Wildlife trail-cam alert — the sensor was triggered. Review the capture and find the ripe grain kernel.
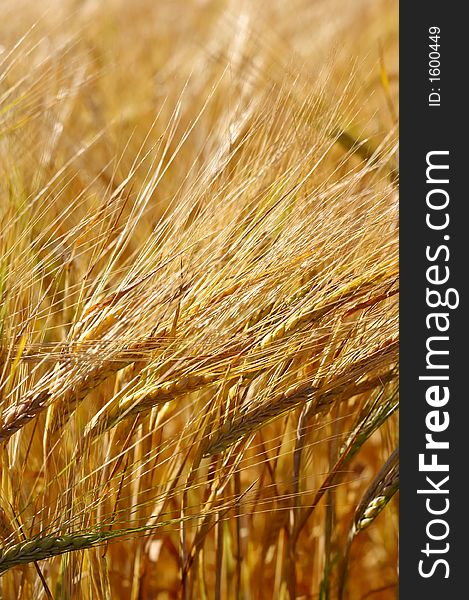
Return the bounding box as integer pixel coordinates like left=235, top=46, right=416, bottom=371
left=161, top=382, right=174, bottom=395
left=175, top=377, right=188, bottom=392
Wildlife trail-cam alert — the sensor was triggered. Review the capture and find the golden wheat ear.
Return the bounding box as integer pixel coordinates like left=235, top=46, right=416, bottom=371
left=338, top=447, right=399, bottom=599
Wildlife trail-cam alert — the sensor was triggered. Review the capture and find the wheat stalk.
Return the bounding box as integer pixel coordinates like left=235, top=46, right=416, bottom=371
left=338, top=447, right=399, bottom=599
left=205, top=340, right=397, bottom=455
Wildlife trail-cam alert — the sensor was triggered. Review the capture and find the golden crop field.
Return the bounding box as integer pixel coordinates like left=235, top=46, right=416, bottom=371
left=0, top=1, right=398, bottom=598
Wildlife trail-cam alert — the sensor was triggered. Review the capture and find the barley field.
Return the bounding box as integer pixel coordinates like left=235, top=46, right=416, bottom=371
left=0, top=0, right=398, bottom=598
